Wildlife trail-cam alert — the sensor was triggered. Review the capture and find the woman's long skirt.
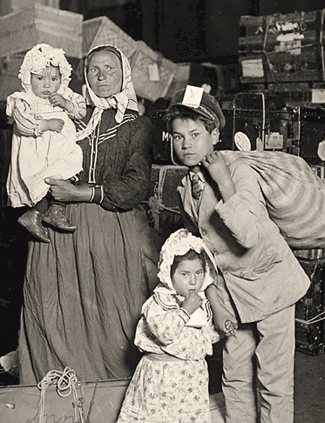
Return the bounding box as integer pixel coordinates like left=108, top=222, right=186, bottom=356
left=19, top=202, right=149, bottom=385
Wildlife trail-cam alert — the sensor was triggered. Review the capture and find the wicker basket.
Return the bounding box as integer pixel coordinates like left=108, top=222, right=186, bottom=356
left=0, top=3, right=83, bottom=59
left=82, top=16, right=137, bottom=60
left=131, top=41, right=177, bottom=102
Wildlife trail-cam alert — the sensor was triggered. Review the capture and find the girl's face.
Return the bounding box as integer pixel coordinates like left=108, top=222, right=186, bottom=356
left=30, top=65, right=61, bottom=99
left=172, top=118, right=219, bottom=171
left=87, top=50, right=123, bottom=98
left=171, top=258, right=205, bottom=297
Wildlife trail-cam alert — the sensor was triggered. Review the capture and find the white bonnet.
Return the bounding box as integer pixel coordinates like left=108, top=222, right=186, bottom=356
left=156, top=228, right=214, bottom=294
left=18, top=43, right=72, bottom=93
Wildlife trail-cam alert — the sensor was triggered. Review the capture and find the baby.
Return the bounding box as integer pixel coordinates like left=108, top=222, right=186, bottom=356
left=6, top=43, right=86, bottom=242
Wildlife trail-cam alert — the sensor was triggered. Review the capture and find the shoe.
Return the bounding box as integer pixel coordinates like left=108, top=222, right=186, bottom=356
left=42, top=204, right=77, bottom=232
left=18, top=209, right=50, bottom=243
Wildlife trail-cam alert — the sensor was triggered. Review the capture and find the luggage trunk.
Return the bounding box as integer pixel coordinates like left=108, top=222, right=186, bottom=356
left=295, top=258, right=325, bottom=355
left=232, top=92, right=294, bottom=152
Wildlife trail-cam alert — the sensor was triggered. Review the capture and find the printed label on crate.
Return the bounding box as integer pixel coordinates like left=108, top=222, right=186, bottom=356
left=234, top=132, right=251, bottom=151
left=275, top=33, right=304, bottom=55
left=265, top=132, right=283, bottom=149
left=148, top=63, right=160, bottom=81
left=241, top=58, right=264, bottom=78
left=312, top=89, right=325, bottom=103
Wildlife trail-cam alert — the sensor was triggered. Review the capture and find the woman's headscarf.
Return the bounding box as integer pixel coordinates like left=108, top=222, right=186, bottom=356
left=76, top=44, right=138, bottom=140
left=155, top=228, right=214, bottom=298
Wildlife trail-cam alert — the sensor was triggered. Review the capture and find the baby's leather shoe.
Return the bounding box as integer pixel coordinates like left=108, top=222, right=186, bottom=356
left=18, top=209, right=50, bottom=243
left=43, top=204, right=77, bottom=232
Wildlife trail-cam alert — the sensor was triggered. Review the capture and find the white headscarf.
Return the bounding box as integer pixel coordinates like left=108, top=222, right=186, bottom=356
left=76, top=44, right=138, bottom=140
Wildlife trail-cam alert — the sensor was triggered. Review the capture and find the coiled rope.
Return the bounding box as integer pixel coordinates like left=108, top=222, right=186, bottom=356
left=37, top=367, right=84, bottom=423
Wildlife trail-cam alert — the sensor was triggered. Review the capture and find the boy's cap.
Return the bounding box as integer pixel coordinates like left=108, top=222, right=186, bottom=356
left=169, top=85, right=226, bottom=129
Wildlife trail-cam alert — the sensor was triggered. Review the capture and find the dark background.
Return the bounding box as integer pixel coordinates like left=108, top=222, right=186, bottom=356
left=60, top=0, right=325, bottom=62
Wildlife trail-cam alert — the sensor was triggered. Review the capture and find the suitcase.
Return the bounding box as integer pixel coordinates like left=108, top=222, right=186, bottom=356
left=295, top=258, right=325, bottom=355
left=144, top=164, right=188, bottom=239
left=232, top=92, right=294, bottom=152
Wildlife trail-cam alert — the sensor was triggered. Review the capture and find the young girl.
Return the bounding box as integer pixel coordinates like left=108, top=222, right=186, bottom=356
left=6, top=43, right=86, bottom=243
left=116, top=228, right=236, bottom=423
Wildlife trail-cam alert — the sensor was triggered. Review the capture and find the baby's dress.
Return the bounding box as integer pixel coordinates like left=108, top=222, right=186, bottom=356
left=6, top=90, right=83, bottom=207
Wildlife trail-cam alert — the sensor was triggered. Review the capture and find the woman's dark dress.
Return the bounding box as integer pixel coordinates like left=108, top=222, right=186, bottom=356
left=19, top=107, right=154, bottom=384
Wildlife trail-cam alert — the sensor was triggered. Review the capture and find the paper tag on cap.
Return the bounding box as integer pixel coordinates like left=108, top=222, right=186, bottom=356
left=182, top=85, right=204, bottom=108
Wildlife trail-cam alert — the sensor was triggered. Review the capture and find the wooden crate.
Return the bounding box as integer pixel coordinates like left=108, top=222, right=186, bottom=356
left=0, top=378, right=226, bottom=423
left=0, top=3, right=83, bottom=59
left=239, top=10, right=325, bottom=84
left=82, top=16, right=137, bottom=60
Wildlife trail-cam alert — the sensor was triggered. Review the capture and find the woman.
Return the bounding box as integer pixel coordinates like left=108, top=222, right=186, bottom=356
left=18, top=45, right=159, bottom=384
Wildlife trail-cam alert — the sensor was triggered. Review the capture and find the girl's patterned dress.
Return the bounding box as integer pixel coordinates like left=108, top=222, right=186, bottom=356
left=116, top=286, right=220, bottom=423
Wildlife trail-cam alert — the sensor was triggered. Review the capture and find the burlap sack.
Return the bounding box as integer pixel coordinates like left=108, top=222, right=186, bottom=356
left=221, top=150, right=325, bottom=249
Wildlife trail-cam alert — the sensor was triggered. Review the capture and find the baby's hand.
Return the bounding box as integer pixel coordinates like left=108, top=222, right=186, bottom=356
left=182, top=292, right=202, bottom=315
left=48, top=118, right=65, bottom=133
left=49, top=93, right=67, bottom=109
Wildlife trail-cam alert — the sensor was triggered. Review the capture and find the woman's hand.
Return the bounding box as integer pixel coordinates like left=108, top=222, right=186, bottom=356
left=45, top=178, right=92, bottom=203
left=201, top=151, right=236, bottom=202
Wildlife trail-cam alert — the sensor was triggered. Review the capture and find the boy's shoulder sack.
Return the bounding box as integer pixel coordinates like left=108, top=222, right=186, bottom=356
left=221, top=150, right=325, bottom=249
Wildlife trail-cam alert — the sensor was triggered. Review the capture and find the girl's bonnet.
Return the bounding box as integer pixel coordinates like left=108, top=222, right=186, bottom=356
left=156, top=228, right=215, bottom=296
left=18, top=43, right=72, bottom=94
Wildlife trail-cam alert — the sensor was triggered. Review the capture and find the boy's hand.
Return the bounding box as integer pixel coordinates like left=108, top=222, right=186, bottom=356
left=182, top=292, right=202, bottom=315
left=49, top=93, right=67, bottom=109
left=48, top=118, right=65, bottom=133
left=201, top=150, right=230, bottom=185
left=202, top=151, right=236, bottom=202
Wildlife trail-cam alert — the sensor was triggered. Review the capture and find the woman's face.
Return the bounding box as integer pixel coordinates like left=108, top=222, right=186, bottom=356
left=87, top=50, right=123, bottom=98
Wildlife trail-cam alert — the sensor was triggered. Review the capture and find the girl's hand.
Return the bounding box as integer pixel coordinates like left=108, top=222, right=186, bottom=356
left=45, top=178, right=92, bottom=203
left=201, top=151, right=236, bottom=202
left=182, top=292, right=202, bottom=315
left=49, top=93, right=67, bottom=109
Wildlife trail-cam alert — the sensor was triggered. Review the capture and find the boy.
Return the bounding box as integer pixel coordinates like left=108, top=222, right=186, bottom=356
left=164, top=85, right=310, bottom=423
